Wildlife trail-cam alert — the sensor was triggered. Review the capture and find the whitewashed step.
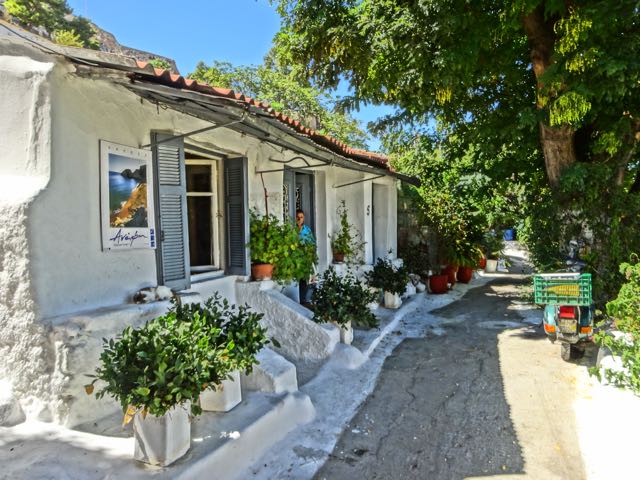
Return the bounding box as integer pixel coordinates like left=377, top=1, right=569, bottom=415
left=175, top=392, right=314, bottom=479
left=0, top=391, right=315, bottom=479
left=241, top=348, right=298, bottom=394
left=236, top=282, right=339, bottom=363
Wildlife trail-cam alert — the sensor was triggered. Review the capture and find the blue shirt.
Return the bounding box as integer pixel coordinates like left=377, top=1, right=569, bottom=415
left=299, top=224, right=315, bottom=244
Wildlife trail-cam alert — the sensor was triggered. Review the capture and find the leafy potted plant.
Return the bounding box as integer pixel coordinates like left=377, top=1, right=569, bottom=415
left=249, top=211, right=281, bottom=280
left=249, top=210, right=317, bottom=283
left=86, top=307, right=231, bottom=466
left=365, top=257, right=410, bottom=309
left=446, top=242, right=483, bottom=284
left=311, top=267, right=378, bottom=343
left=86, top=296, right=270, bottom=466
left=482, top=231, right=504, bottom=273
left=330, top=200, right=364, bottom=264
left=273, top=219, right=317, bottom=284
left=173, top=294, right=270, bottom=412
left=427, top=235, right=449, bottom=294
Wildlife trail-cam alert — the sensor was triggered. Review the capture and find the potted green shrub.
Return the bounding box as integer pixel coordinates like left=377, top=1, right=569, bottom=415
left=426, top=236, right=449, bottom=294
left=249, top=211, right=317, bottom=283
left=311, top=267, right=378, bottom=343
left=173, top=294, right=270, bottom=412
left=330, top=201, right=364, bottom=264
left=86, top=297, right=270, bottom=466
left=249, top=211, right=281, bottom=280
left=482, top=231, right=504, bottom=273
left=446, top=242, right=483, bottom=284
left=365, top=258, right=410, bottom=309
left=85, top=307, right=231, bottom=466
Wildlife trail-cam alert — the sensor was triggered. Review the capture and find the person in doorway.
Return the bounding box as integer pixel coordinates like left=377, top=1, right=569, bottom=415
left=296, top=209, right=316, bottom=304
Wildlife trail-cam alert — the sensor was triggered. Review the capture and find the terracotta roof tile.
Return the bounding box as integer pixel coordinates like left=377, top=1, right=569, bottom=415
left=132, top=60, right=389, bottom=169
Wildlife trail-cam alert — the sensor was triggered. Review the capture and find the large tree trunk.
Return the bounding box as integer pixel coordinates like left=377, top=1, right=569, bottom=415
left=539, top=123, right=577, bottom=187
left=523, top=5, right=577, bottom=189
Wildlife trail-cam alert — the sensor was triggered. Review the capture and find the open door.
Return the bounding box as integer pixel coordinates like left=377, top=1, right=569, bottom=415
left=283, top=169, right=315, bottom=232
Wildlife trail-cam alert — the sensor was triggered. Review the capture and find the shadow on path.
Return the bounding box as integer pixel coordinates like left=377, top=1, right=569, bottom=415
left=316, top=277, right=531, bottom=480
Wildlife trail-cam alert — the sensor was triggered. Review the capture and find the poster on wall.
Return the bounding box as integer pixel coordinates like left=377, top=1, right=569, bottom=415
left=100, top=140, right=156, bottom=250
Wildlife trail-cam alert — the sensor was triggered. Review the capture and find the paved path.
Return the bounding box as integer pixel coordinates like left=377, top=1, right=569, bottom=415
left=315, top=277, right=588, bottom=480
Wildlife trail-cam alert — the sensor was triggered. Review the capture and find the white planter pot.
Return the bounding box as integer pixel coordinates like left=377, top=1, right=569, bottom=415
left=200, top=370, right=242, bottom=412
left=485, top=259, right=498, bottom=273
left=133, top=402, right=191, bottom=467
left=332, top=320, right=353, bottom=345
left=384, top=291, right=402, bottom=309
left=402, top=282, right=417, bottom=299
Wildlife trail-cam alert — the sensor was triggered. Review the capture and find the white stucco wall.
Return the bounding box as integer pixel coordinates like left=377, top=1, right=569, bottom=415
left=0, top=51, right=56, bottom=421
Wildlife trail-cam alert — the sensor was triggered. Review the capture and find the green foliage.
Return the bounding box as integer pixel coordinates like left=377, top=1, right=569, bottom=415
left=248, top=211, right=317, bottom=283
left=590, top=257, right=640, bottom=394
left=89, top=296, right=269, bottom=417
left=189, top=60, right=369, bottom=148
left=390, top=143, right=491, bottom=270
left=330, top=200, right=364, bottom=263
left=248, top=211, right=281, bottom=266
left=311, top=267, right=378, bottom=329
left=481, top=232, right=505, bottom=261
left=148, top=58, right=172, bottom=71
left=605, top=257, right=640, bottom=338
left=52, top=29, right=83, bottom=48
left=174, top=294, right=270, bottom=376
left=6, top=0, right=99, bottom=49
left=365, top=257, right=409, bottom=296
left=5, top=0, right=71, bottom=32
left=517, top=163, right=640, bottom=305
left=399, top=240, right=430, bottom=279
left=272, top=0, right=640, bottom=306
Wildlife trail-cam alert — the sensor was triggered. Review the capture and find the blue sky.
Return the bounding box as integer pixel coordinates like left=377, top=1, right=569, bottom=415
left=67, top=0, right=393, bottom=150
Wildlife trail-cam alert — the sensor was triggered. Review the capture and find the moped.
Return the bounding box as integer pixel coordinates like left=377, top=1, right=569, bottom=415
left=534, top=245, right=594, bottom=361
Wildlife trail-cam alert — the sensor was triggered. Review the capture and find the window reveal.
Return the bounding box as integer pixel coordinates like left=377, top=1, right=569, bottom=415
left=186, top=162, right=216, bottom=272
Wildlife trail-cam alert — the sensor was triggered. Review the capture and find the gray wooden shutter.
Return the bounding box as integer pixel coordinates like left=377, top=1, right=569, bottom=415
left=224, top=157, right=249, bottom=275
left=152, top=132, right=191, bottom=290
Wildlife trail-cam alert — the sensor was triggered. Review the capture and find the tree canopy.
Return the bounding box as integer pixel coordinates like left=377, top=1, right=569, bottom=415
left=189, top=60, right=369, bottom=148
left=4, top=0, right=99, bottom=48
left=273, top=0, right=640, bottom=303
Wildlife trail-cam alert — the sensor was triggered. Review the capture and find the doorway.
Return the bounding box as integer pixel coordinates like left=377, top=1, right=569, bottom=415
left=373, top=183, right=389, bottom=260
left=283, top=169, right=315, bottom=232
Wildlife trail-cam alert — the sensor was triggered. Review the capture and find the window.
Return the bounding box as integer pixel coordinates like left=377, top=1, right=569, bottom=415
left=186, top=160, right=219, bottom=274
left=152, top=132, right=249, bottom=289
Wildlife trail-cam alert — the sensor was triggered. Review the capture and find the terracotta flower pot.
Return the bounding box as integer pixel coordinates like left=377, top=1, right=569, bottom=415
left=333, top=252, right=345, bottom=263
left=429, top=274, right=449, bottom=294
left=456, top=266, right=474, bottom=284
left=478, top=256, right=487, bottom=269
left=251, top=263, right=274, bottom=280
left=443, top=265, right=458, bottom=285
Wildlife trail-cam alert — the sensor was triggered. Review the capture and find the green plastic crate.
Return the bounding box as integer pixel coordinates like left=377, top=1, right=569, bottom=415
left=533, top=273, right=592, bottom=306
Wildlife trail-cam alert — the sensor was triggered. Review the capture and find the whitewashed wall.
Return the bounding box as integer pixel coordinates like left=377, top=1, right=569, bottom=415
left=0, top=47, right=57, bottom=422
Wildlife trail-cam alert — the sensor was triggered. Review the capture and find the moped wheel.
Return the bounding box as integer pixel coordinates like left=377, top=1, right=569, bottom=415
left=570, top=344, right=585, bottom=359
left=561, top=343, right=584, bottom=361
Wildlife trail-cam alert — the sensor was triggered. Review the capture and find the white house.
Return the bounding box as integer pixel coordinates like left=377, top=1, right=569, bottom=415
left=0, top=21, right=417, bottom=427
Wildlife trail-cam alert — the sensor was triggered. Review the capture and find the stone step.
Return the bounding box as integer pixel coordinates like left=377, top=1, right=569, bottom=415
left=0, top=391, right=315, bottom=479
left=241, top=347, right=298, bottom=394
left=175, top=392, right=314, bottom=480
left=236, top=282, right=339, bottom=364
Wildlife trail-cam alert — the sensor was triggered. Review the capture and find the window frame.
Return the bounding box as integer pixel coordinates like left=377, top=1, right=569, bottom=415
left=185, top=158, right=221, bottom=274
